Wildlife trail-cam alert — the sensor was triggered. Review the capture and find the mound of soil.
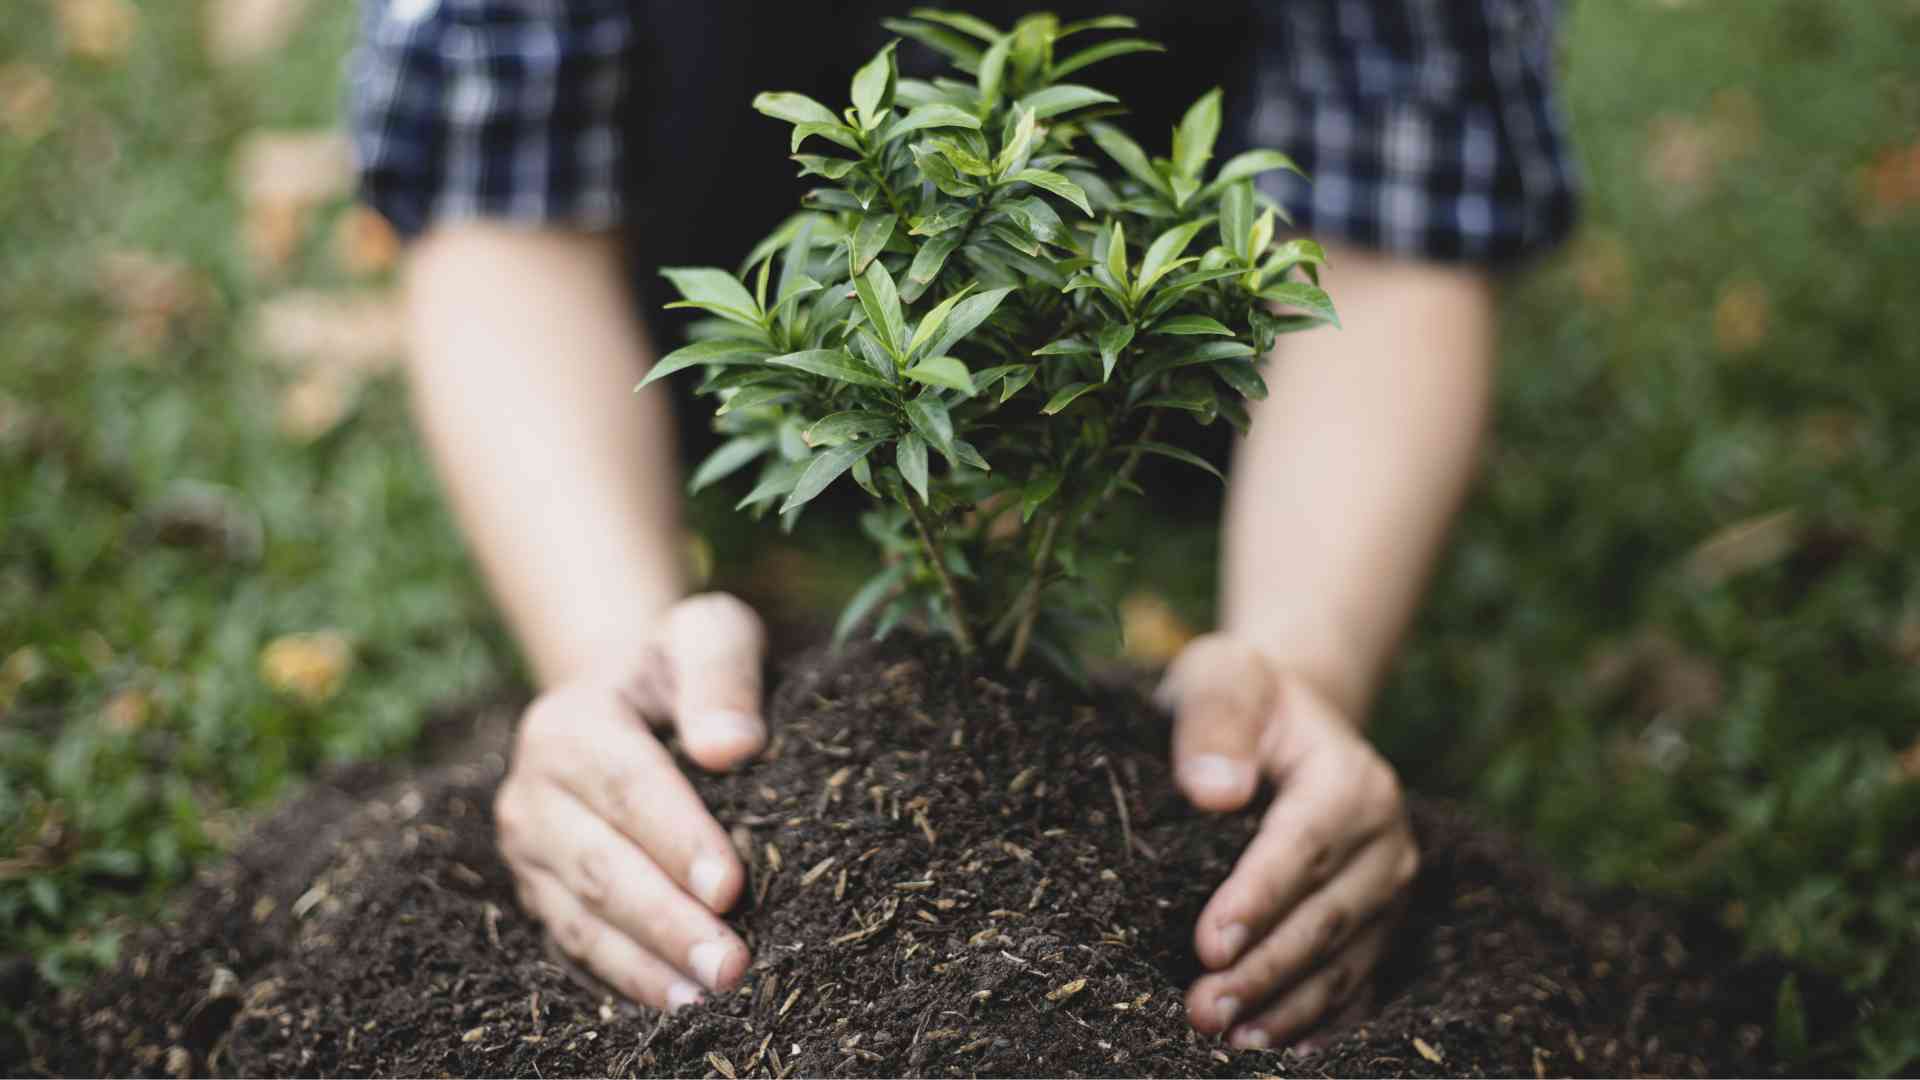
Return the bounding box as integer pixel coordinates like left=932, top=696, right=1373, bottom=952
left=18, top=642, right=1844, bottom=1077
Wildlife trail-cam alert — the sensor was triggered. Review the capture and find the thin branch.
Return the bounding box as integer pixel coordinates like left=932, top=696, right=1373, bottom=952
left=902, top=489, right=977, bottom=656
left=1004, top=513, right=1061, bottom=671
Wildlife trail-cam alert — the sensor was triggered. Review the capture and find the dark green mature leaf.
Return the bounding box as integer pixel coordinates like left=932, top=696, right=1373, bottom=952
left=1050, top=37, right=1163, bottom=79
left=950, top=438, right=991, bottom=471
left=997, top=196, right=1064, bottom=245
left=1212, top=359, right=1269, bottom=400
left=920, top=286, right=1014, bottom=359
left=1200, top=148, right=1305, bottom=198
left=1171, top=88, right=1222, bottom=184
left=805, top=410, right=897, bottom=446
left=1135, top=218, right=1211, bottom=298
left=1005, top=169, right=1092, bottom=216
left=855, top=260, right=909, bottom=356
left=790, top=122, right=863, bottom=154
left=1153, top=314, right=1233, bottom=336
left=768, top=347, right=893, bottom=389
left=851, top=326, right=897, bottom=382
left=851, top=41, right=899, bottom=130
left=1034, top=336, right=1094, bottom=356
left=896, top=434, right=931, bottom=502
left=1021, top=471, right=1062, bottom=522
left=1088, top=122, right=1171, bottom=197
left=907, top=232, right=965, bottom=295
left=1016, top=84, right=1119, bottom=119
left=852, top=212, right=897, bottom=275
left=753, top=91, right=839, bottom=126
left=636, top=338, right=769, bottom=389
left=1000, top=365, right=1036, bottom=401
left=1097, top=322, right=1135, bottom=381
left=890, top=103, right=982, bottom=138
left=689, top=435, right=772, bottom=493
left=736, top=459, right=805, bottom=510
left=1124, top=440, right=1223, bottom=480
left=910, top=203, right=974, bottom=239
left=1042, top=381, right=1099, bottom=414
left=904, top=355, right=975, bottom=395
left=968, top=363, right=1028, bottom=394
left=782, top=441, right=878, bottom=513
left=1258, top=281, right=1340, bottom=325
left=907, top=283, right=978, bottom=358
left=1142, top=384, right=1218, bottom=421
left=835, top=563, right=909, bottom=644
left=905, top=396, right=957, bottom=459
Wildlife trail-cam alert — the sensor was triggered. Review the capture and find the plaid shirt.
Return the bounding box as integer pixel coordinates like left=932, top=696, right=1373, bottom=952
left=351, top=0, right=1577, bottom=265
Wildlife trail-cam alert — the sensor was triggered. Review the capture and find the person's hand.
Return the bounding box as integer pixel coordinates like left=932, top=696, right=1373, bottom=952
left=1158, top=634, right=1419, bottom=1051
left=494, top=593, right=767, bottom=1013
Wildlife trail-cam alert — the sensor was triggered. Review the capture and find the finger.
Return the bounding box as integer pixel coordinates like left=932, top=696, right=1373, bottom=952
left=517, top=784, right=748, bottom=993
left=1227, top=922, right=1391, bottom=1051
left=659, top=593, right=768, bottom=770
left=1157, top=634, right=1274, bottom=810
left=1187, top=834, right=1411, bottom=1032
left=521, top=695, right=747, bottom=915
left=520, top=865, right=705, bottom=1012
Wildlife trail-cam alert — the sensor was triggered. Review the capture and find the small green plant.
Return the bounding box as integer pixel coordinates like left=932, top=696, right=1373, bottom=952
left=646, top=9, right=1337, bottom=675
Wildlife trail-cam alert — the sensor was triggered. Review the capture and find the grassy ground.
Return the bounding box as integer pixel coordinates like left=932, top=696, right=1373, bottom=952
left=3, top=0, right=1918, bottom=1073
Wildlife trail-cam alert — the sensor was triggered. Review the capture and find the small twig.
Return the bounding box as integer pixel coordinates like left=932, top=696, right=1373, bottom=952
left=902, top=488, right=977, bottom=656
left=1100, top=757, right=1135, bottom=863
left=1101, top=411, right=1162, bottom=509
left=1004, top=513, right=1061, bottom=670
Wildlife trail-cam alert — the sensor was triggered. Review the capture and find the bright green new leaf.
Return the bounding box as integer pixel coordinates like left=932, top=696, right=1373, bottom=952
left=907, top=282, right=979, bottom=358
left=754, top=91, right=839, bottom=127
left=1258, top=281, right=1340, bottom=326
left=1015, top=84, right=1119, bottom=119
left=1050, top=37, right=1162, bottom=79
left=889, top=102, right=982, bottom=138
left=735, top=460, right=804, bottom=510
left=1058, top=14, right=1136, bottom=35
left=1104, top=218, right=1130, bottom=291
left=637, top=338, right=768, bottom=389
left=976, top=35, right=1012, bottom=111
left=661, top=267, right=760, bottom=318
left=1153, top=314, right=1234, bottom=336
left=904, top=355, right=975, bottom=395
left=1220, top=181, right=1254, bottom=263
left=850, top=41, right=899, bottom=130
left=928, top=137, right=994, bottom=176
left=789, top=121, right=862, bottom=154
left=1087, top=122, right=1171, bottom=198
left=767, top=347, right=893, bottom=389
left=910, top=8, right=1002, bottom=41
left=1042, top=381, right=1099, bottom=414
left=994, top=107, right=1038, bottom=178
left=1200, top=148, right=1305, bottom=199
left=1135, top=218, right=1211, bottom=299
left=782, top=440, right=878, bottom=513
left=1171, top=88, right=1222, bottom=182
left=1005, top=169, right=1092, bottom=216
left=920, top=286, right=1014, bottom=359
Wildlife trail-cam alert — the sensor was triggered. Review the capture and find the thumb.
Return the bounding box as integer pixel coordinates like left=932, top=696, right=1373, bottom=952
left=656, top=592, right=768, bottom=771
left=1157, top=633, right=1275, bottom=811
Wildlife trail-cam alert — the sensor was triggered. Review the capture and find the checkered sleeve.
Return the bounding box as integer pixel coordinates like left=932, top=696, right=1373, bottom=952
left=348, top=0, right=631, bottom=238
left=1244, top=0, right=1580, bottom=265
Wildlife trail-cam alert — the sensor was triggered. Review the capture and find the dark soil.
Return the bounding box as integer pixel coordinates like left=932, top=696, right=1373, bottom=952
left=15, top=640, right=1850, bottom=1077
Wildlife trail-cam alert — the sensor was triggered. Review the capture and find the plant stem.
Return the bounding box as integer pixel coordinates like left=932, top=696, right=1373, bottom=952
left=1005, top=513, right=1061, bottom=671
left=1100, top=410, right=1161, bottom=508
left=902, top=489, right=977, bottom=657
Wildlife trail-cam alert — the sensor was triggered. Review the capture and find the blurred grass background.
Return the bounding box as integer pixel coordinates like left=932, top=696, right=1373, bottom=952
left=2, top=0, right=1918, bottom=1073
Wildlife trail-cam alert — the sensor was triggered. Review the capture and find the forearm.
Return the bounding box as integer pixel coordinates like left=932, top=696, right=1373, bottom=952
left=403, top=224, right=685, bottom=687
left=1221, top=244, right=1495, bottom=721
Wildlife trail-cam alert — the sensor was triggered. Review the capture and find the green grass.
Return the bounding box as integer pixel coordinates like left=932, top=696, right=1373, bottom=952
left=3, top=0, right=1918, bottom=1073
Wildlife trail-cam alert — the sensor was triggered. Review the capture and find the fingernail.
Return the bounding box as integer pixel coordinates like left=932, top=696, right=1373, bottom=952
left=1215, top=995, right=1240, bottom=1025
left=700, top=710, right=765, bottom=749
left=1180, top=755, right=1256, bottom=802
left=1232, top=1027, right=1271, bottom=1050
left=666, top=980, right=703, bottom=1012
left=690, top=854, right=730, bottom=909
left=1217, top=921, right=1248, bottom=962
left=690, top=939, right=733, bottom=989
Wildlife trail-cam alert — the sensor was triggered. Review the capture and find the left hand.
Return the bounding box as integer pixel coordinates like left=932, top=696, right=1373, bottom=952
left=1157, top=634, right=1419, bottom=1051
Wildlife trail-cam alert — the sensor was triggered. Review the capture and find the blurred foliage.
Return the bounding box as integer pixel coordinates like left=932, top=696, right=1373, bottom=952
left=2, top=0, right=1918, bottom=1074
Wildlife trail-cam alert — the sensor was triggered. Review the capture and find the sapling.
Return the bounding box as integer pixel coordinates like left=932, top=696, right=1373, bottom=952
left=643, top=8, right=1338, bottom=677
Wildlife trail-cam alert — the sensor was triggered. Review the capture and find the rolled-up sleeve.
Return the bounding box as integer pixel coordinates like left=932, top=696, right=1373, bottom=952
left=1244, top=0, right=1580, bottom=265
left=348, top=0, right=631, bottom=238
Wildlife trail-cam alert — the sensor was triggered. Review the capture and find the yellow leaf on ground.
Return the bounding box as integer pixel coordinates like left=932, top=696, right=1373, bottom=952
left=260, top=631, right=353, bottom=704
left=58, top=0, right=137, bottom=62
left=0, top=64, right=56, bottom=141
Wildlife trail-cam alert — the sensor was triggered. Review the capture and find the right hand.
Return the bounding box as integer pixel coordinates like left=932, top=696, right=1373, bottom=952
left=494, top=593, right=768, bottom=1012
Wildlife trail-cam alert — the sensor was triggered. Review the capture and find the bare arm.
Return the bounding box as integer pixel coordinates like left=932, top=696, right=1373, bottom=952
left=1166, top=243, right=1496, bottom=1050
left=403, top=223, right=766, bottom=1013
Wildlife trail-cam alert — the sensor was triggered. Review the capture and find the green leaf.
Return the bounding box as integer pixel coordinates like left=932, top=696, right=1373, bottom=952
left=1050, top=37, right=1163, bottom=79
left=782, top=441, right=878, bottom=513
left=1104, top=218, right=1130, bottom=291
left=882, top=19, right=984, bottom=69
left=1126, top=440, right=1223, bottom=480
left=1088, top=122, right=1171, bottom=198
left=792, top=154, right=859, bottom=180
left=850, top=41, right=899, bottom=130
left=1041, top=381, right=1099, bottom=414
left=851, top=327, right=897, bottom=382
left=1212, top=359, right=1269, bottom=400
left=921, top=286, right=1014, bottom=360
left=1171, top=88, right=1222, bottom=183
left=1021, top=471, right=1061, bottom=522
left=1249, top=207, right=1276, bottom=261
left=1005, top=169, right=1092, bottom=216
left=996, top=196, right=1064, bottom=245
left=690, top=435, right=772, bottom=493
left=736, top=460, right=805, bottom=510
left=993, top=107, right=1038, bottom=178
left=928, top=136, right=993, bottom=176
left=805, top=410, right=897, bottom=446
left=907, top=283, right=978, bottom=358
left=905, top=396, right=956, bottom=459
left=910, top=8, right=1002, bottom=40
left=753, top=91, right=840, bottom=127
left=1153, top=314, right=1234, bottom=336
left=1201, top=149, right=1305, bottom=199
left=1135, top=218, right=1211, bottom=299
left=716, top=385, right=800, bottom=415
left=976, top=34, right=1012, bottom=111
left=855, top=260, right=908, bottom=357
left=636, top=339, right=769, bottom=389
left=835, top=563, right=909, bottom=645
left=767, top=347, right=893, bottom=389
left=660, top=267, right=760, bottom=318
left=1058, top=14, right=1136, bottom=35
left=1220, top=181, right=1254, bottom=263
left=909, top=203, right=974, bottom=239
left=912, top=146, right=982, bottom=197
left=1142, top=386, right=1218, bottom=419
left=1000, top=365, right=1036, bottom=401
left=1015, top=84, right=1119, bottom=119
left=1096, top=322, right=1135, bottom=381
left=904, top=355, right=975, bottom=395
left=789, top=122, right=863, bottom=154
left=851, top=212, right=898, bottom=275
left=1033, top=336, right=1094, bottom=356
left=1258, top=282, right=1340, bottom=326
left=896, top=433, right=930, bottom=502
left=950, top=438, right=991, bottom=471
left=889, top=102, right=982, bottom=138
left=908, top=230, right=965, bottom=288
left=1258, top=238, right=1328, bottom=286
